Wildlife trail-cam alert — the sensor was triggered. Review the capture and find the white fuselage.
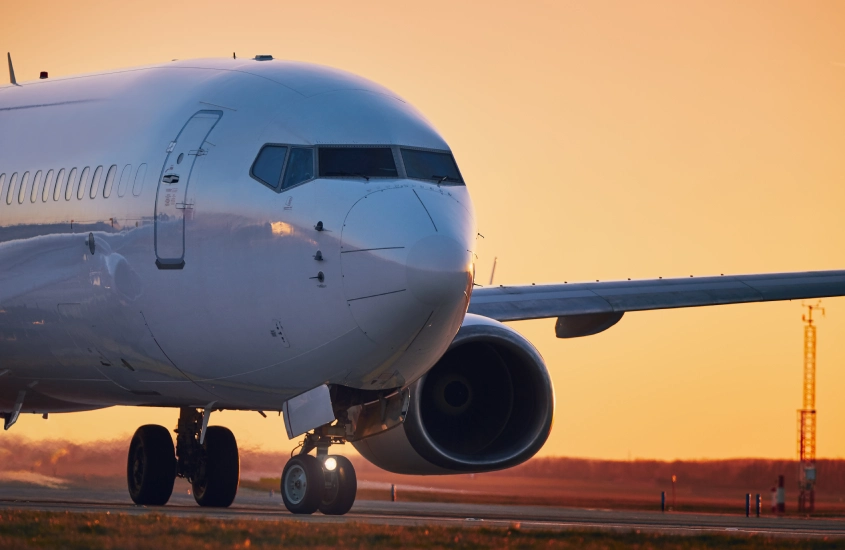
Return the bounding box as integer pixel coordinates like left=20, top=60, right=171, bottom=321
left=0, top=59, right=476, bottom=413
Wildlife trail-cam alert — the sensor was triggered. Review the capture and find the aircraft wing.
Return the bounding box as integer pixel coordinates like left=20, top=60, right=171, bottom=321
left=468, top=270, right=845, bottom=337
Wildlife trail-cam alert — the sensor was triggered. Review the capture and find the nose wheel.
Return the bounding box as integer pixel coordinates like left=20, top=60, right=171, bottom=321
left=281, top=455, right=324, bottom=514
left=281, top=454, right=357, bottom=515
left=318, top=455, right=357, bottom=515
left=281, top=426, right=358, bottom=515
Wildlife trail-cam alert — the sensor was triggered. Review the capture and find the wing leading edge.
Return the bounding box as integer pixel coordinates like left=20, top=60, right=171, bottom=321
left=468, top=270, right=845, bottom=336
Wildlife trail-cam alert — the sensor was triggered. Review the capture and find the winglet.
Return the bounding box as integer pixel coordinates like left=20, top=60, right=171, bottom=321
left=7, top=52, right=17, bottom=85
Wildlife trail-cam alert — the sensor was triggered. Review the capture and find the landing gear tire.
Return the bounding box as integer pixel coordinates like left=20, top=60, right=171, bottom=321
left=191, top=426, right=239, bottom=507
left=319, top=455, right=357, bottom=516
left=281, top=454, right=324, bottom=514
left=127, top=425, right=176, bottom=506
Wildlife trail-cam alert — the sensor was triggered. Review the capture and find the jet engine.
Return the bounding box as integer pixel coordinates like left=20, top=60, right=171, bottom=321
left=352, top=314, right=554, bottom=474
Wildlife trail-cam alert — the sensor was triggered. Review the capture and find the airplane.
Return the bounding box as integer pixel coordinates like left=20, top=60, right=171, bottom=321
left=1, top=53, right=844, bottom=515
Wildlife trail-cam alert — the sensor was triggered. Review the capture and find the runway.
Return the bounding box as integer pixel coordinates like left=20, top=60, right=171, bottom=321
left=1, top=482, right=844, bottom=539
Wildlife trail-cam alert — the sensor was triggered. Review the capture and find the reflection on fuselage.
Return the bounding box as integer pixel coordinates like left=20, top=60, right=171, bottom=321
left=0, top=58, right=477, bottom=414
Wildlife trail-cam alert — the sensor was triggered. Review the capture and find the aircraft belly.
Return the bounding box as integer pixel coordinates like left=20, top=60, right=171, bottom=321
left=0, top=380, right=108, bottom=413
left=195, top=326, right=384, bottom=409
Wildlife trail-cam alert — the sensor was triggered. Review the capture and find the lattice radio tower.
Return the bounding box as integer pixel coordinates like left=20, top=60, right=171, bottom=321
left=797, top=302, right=823, bottom=513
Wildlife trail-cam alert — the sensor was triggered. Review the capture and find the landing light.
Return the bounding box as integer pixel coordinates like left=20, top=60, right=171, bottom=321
left=324, top=457, right=337, bottom=471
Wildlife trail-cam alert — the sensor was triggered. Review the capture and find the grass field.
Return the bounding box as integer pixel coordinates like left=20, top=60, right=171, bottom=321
left=0, top=510, right=843, bottom=550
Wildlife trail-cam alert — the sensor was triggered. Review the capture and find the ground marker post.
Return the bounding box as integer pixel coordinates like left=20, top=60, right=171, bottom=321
left=756, top=494, right=761, bottom=517
left=745, top=494, right=751, bottom=517
left=776, top=475, right=786, bottom=514
left=671, top=475, right=677, bottom=510
left=661, top=491, right=665, bottom=512
left=391, top=484, right=397, bottom=502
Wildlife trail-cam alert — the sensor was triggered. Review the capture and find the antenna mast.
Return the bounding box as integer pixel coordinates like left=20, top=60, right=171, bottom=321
left=797, top=302, right=823, bottom=513
left=7, top=53, right=17, bottom=85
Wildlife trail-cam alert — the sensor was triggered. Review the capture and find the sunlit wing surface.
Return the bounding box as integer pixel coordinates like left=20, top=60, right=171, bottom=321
left=468, top=270, right=845, bottom=323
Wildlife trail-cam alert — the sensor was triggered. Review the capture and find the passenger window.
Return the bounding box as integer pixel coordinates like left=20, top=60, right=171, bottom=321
left=282, top=148, right=315, bottom=189
left=251, top=145, right=288, bottom=189
left=117, top=164, right=132, bottom=197
left=132, top=164, right=147, bottom=196
left=90, top=166, right=103, bottom=199
left=65, top=168, right=78, bottom=201
left=400, top=148, right=464, bottom=184
left=18, top=172, right=30, bottom=204
left=30, top=170, right=42, bottom=203
left=42, top=170, right=54, bottom=202
left=77, top=167, right=90, bottom=200
left=318, top=147, right=398, bottom=179
left=0, top=174, right=5, bottom=204
left=6, top=173, right=17, bottom=205
left=102, top=165, right=117, bottom=198
left=54, top=169, right=66, bottom=201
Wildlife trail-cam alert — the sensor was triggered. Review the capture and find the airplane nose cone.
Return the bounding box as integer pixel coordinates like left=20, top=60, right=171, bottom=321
left=340, top=188, right=474, bottom=349
left=406, top=234, right=470, bottom=307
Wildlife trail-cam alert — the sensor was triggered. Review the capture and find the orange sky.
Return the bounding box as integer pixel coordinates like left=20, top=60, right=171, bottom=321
left=2, top=0, right=845, bottom=461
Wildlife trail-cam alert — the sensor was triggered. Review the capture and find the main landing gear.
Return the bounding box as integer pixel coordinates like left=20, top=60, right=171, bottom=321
left=126, top=407, right=239, bottom=507
left=281, top=424, right=357, bottom=515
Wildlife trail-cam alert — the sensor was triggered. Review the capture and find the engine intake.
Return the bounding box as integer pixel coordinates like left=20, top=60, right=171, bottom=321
left=352, top=314, right=554, bottom=474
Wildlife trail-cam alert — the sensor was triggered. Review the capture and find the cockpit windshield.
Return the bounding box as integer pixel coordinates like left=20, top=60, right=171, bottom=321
left=250, top=144, right=465, bottom=192
left=400, top=148, right=464, bottom=185
left=318, top=147, right=398, bottom=179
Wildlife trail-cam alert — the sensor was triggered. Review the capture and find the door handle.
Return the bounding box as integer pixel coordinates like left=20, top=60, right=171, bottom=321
left=162, top=174, right=180, bottom=184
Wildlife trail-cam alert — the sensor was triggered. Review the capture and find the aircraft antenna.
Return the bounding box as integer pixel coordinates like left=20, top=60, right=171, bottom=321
left=7, top=53, right=17, bottom=85
left=797, top=301, right=823, bottom=513
left=488, top=257, right=497, bottom=286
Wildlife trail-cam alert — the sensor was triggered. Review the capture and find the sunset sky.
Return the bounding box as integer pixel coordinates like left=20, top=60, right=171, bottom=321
left=2, top=0, right=845, bottom=461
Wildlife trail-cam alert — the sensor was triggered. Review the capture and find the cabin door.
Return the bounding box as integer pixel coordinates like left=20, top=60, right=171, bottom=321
left=154, top=110, right=222, bottom=269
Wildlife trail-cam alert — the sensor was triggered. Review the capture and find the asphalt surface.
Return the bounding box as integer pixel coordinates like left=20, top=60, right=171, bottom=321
left=1, top=482, right=844, bottom=539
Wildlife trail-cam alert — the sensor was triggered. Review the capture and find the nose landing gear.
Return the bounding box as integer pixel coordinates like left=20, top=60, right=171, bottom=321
left=281, top=424, right=357, bottom=515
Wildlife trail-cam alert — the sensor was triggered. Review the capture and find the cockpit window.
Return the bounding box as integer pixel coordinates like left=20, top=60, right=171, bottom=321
left=251, top=145, right=288, bottom=189
left=401, top=148, right=464, bottom=184
left=282, top=147, right=315, bottom=189
left=318, top=147, right=398, bottom=179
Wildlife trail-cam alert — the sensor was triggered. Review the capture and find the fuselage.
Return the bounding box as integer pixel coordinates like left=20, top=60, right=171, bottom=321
left=0, top=58, right=476, bottom=413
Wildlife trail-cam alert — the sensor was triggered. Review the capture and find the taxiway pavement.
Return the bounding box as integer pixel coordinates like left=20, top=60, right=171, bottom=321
left=1, top=482, right=843, bottom=539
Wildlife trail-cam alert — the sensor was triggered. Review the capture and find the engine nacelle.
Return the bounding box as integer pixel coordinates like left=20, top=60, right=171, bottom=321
left=352, top=314, right=554, bottom=474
